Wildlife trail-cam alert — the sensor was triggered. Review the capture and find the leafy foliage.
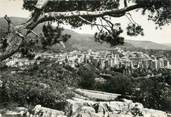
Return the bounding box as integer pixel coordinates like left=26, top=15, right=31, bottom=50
left=131, top=77, right=170, bottom=109
left=41, top=23, right=71, bottom=48
left=23, top=0, right=120, bottom=12
left=23, top=0, right=120, bottom=27
left=103, top=72, right=133, bottom=95
left=76, top=63, right=170, bottom=110
left=77, top=63, right=97, bottom=89
left=94, top=23, right=124, bottom=46
left=127, top=24, right=144, bottom=36
left=21, top=0, right=171, bottom=47
left=135, top=0, right=171, bottom=26
left=0, top=59, right=79, bottom=109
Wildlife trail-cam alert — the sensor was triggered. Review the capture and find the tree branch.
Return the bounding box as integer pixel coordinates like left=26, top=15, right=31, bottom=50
left=0, top=3, right=144, bottom=62
left=44, top=4, right=141, bottom=18
left=78, top=16, right=110, bottom=28
left=27, top=4, right=143, bottom=30
left=0, top=16, right=26, bottom=62
left=102, top=17, right=114, bottom=28
left=99, top=18, right=111, bottom=34
left=124, top=0, right=128, bottom=7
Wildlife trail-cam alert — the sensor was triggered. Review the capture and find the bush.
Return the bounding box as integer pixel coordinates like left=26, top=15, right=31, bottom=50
left=93, top=70, right=170, bottom=110
left=0, top=74, right=73, bottom=110
left=103, top=72, right=133, bottom=95
left=131, top=77, right=170, bottom=109
left=0, top=59, right=79, bottom=109
left=77, top=63, right=97, bottom=89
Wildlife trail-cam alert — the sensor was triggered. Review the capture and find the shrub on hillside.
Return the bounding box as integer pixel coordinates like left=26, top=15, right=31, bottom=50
left=103, top=72, right=133, bottom=95
left=77, top=63, right=98, bottom=89
left=0, top=73, right=74, bottom=110
left=93, top=70, right=170, bottom=110
left=131, top=77, right=170, bottom=110
left=0, top=59, right=79, bottom=109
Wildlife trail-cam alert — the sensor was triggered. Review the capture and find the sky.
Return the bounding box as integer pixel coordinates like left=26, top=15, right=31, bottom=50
left=0, top=0, right=171, bottom=44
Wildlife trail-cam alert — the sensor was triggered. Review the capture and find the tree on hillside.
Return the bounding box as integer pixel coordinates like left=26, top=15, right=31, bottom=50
left=41, top=22, right=71, bottom=48
left=0, top=0, right=171, bottom=62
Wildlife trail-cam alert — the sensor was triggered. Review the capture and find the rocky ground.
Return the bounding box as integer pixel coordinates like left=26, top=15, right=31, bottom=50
left=0, top=88, right=170, bottom=117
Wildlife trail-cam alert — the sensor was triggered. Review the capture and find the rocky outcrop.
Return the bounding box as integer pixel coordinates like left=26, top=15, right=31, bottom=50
left=1, top=100, right=168, bottom=117
left=30, top=105, right=66, bottom=117
left=1, top=107, right=28, bottom=117
left=0, top=89, right=169, bottom=117
left=65, top=98, right=168, bottom=117
left=0, top=105, right=65, bottom=117
left=142, top=108, right=168, bottom=117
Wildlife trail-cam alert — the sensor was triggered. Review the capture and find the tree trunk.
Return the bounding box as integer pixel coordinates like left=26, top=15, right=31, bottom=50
left=0, top=16, right=25, bottom=62
left=0, top=34, right=23, bottom=61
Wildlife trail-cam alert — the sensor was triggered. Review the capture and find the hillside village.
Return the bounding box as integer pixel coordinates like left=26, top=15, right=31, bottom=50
left=57, top=48, right=171, bottom=71
left=5, top=47, right=171, bottom=77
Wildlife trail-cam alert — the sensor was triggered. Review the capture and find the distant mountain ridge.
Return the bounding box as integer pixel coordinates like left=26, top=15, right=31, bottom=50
left=0, top=17, right=171, bottom=50
left=164, top=43, right=171, bottom=48
left=125, top=40, right=171, bottom=50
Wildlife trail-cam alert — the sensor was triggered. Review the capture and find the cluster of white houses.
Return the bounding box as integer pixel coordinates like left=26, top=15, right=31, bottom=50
left=38, top=48, right=171, bottom=71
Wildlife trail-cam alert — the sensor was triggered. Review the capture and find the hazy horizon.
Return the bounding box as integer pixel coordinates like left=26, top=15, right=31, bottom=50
left=0, top=0, right=171, bottom=44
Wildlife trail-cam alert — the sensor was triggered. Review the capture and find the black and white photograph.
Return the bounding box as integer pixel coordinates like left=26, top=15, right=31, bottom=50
left=0, top=0, right=171, bottom=117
